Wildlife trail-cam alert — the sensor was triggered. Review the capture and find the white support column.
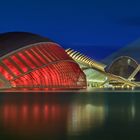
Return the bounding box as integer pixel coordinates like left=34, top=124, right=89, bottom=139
left=128, top=65, right=140, bottom=81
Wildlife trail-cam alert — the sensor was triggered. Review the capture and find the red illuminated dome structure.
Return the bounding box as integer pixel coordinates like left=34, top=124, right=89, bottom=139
left=0, top=32, right=86, bottom=90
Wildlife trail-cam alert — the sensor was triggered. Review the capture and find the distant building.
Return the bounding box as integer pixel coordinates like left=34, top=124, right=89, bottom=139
left=66, top=49, right=140, bottom=88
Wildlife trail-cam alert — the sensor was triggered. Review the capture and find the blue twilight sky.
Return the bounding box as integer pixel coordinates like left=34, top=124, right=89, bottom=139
left=0, top=0, right=140, bottom=60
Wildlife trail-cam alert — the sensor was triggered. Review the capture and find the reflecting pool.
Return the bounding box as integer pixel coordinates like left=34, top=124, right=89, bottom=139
left=0, top=92, right=140, bottom=140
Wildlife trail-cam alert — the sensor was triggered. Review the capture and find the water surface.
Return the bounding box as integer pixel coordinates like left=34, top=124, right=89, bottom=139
left=0, top=92, right=140, bottom=140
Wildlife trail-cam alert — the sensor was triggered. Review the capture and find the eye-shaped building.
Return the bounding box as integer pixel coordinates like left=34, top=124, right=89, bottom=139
left=0, top=32, right=86, bottom=90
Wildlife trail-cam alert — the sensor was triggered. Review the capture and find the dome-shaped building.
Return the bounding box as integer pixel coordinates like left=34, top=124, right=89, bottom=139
left=0, top=32, right=86, bottom=90
left=105, top=56, right=139, bottom=79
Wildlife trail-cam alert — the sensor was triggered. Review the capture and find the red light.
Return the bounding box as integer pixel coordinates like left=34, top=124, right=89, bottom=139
left=0, top=43, right=86, bottom=90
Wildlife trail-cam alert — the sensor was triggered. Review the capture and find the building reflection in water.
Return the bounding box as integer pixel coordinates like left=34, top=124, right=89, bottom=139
left=0, top=94, right=69, bottom=138
left=67, top=104, right=105, bottom=134
left=0, top=93, right=107, bottom=137
left=0, top=93, right=138, bottom=139
left=3, top=103, right=69, bottom=133
left=130, top=97, right=135, bottom=120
